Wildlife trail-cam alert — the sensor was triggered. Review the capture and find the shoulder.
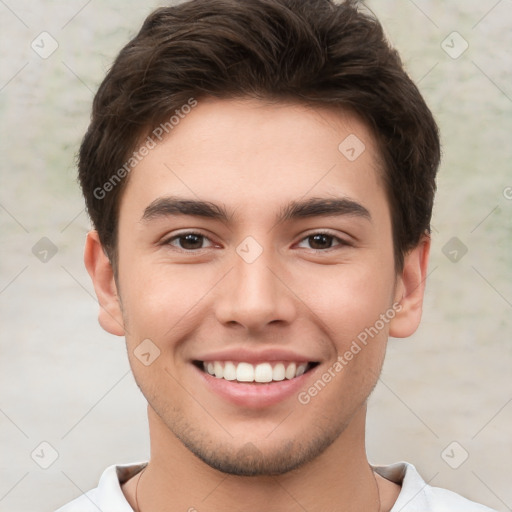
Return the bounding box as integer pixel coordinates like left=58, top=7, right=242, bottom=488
left=55, top=461, right=148, bottom=512
left=372, top=461, right=497, bottom=512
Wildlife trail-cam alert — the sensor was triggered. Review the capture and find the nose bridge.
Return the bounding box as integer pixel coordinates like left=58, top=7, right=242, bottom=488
left=214, top=236, right=296, bottom=330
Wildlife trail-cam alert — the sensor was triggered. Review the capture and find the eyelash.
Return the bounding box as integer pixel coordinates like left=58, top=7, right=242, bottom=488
left=162, top=231, right=351, bottom=253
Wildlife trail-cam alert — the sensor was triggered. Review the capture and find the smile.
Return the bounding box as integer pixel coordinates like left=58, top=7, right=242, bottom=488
left=199, top=361, right=317, bottom=383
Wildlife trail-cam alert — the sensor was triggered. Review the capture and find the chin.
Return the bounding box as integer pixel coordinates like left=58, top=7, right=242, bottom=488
left=172, top=421, right=343, bottom=477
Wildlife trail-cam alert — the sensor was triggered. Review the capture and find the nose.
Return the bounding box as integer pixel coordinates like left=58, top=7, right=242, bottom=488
left=214, top=244, right=297, bottom=333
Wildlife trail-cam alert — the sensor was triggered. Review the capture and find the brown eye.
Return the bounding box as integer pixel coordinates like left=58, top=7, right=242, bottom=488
left=309, top=234, right=334, bottom=250
left=166, top=232, right=213, bottom=251
left=297, top=232, right=347, bottom=251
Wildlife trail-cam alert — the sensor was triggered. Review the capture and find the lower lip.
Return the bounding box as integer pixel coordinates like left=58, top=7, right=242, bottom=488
left=194, top=364, right=317, bottom=408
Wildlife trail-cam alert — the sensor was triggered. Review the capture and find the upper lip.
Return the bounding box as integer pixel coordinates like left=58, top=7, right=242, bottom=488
left=193, top=348, right=319, bottom=364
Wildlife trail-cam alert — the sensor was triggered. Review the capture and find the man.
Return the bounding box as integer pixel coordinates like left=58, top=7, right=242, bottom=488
left=56, top=0, right=496, bottom=510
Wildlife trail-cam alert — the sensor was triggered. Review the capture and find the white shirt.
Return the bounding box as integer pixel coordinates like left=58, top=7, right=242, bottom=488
left=55, top=460, right=497, bottom=511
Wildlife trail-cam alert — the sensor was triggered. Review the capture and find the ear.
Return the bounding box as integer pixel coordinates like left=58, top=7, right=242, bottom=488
left=389, top=233, right=431, bottom=338
left=83, top=230, right=125, bottom=336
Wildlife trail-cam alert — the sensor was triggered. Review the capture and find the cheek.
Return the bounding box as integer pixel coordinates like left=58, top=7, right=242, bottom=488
left=296, top=262, right=396, bottom=347
left=119, top=261, right=214, bottom=342
left=297, top=267, right=394, bottom=413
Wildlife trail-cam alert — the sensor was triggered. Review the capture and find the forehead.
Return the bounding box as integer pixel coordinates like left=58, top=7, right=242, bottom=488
left=119, top=97, right=389, bottom=225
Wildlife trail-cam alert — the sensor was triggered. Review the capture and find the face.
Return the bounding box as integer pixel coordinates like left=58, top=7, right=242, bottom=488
left=93, top=98, right=422, bottom=476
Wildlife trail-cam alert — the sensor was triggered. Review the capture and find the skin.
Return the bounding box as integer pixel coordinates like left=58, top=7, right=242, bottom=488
left=85, top=97, right=430, bottom=511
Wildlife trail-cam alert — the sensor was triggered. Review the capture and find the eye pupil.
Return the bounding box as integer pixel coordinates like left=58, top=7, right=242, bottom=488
left=180, top=234, right=203, bottom=250
left=309, top=234, right=332, bottom=250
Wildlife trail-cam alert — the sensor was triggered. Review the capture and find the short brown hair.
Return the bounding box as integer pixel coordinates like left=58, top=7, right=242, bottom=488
left=78, top=0, right=440, bottom=273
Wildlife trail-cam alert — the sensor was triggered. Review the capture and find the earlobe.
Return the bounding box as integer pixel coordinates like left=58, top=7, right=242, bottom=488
left=83, top=230, right=125, bottom=336
left=389, top=233, right=431, bottom=339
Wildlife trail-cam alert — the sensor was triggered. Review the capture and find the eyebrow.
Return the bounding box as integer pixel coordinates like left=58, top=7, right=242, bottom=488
left=140, top=195, right=372, bottom=225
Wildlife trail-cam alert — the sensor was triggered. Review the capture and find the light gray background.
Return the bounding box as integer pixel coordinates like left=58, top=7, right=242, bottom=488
left=0, top=1, right=511, bottom=511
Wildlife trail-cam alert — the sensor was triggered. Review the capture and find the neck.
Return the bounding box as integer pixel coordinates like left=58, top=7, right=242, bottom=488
left=129, top=404, right=386, bottom=512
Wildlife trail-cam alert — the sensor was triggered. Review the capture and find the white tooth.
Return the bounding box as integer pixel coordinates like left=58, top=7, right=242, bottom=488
left=214, top=361, right=224, bottom=378
left=236, top=362, right=254, bottom=382
left=207, top=362, right=215, bottom=375
left=272, top=363, right=285, bottom=381
left=295, top=364, right=307, bottom=377
left=223, top=362, right=237, bottom=380
left=254, top=363, right=273, bottom=383
left=285, top=363, right=296, bottom=380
